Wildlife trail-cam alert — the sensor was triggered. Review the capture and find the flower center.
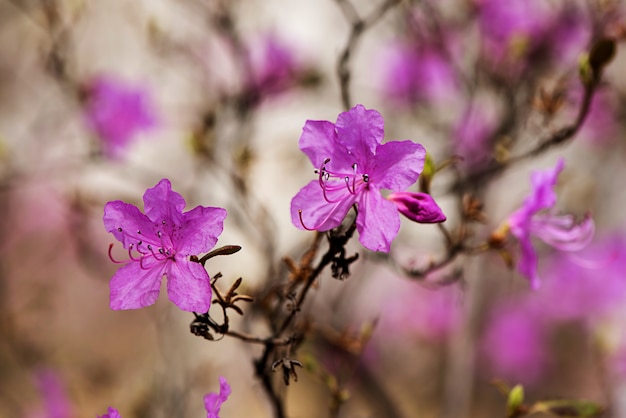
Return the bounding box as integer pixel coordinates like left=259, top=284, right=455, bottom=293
left=109, top=222, right=176, bottom=269
left=314, top=158, right=369, bottom=203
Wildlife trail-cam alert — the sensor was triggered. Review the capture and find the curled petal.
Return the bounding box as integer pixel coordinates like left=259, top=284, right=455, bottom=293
left=290, top=180, right=356, bottom=231
left=109, top=258, right=166, bottom=310
left=166, top=257, right=212, bottom=312
left=388, top=192, right=446, bottom=223
left=530, top=212, right=594, bottom=252
left=357, top=188, right=400, bottom=252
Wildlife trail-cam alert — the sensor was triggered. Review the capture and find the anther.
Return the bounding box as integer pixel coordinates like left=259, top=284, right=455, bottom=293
left=162, top=220, right=166, bottom=225
left=363, top=174, right=369, bottom=183
left=157, top=231, right=162, bottom=238
left=117, top=227, right=122, bottom=232
left=324, top=158, right=331, bottom=164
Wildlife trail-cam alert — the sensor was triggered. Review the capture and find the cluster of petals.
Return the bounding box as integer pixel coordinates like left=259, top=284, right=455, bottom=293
left=84, top=74, right=158, bottom=158
left=103, top=179, right=227, bottom=312
left=507, top=158, right=594, bottom=289
left=291, top=104, right=440, bottom=252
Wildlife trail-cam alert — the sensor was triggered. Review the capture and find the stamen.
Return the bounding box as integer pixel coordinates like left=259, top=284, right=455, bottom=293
left=362, top=174, right=369, bottom=183
left=108, top=243, right=129, bottom=264
left=298, top=200, right=346, bottom=231
left=117, top=227, right=122, bottom=232
left=128, top=246, right=143, bottom=262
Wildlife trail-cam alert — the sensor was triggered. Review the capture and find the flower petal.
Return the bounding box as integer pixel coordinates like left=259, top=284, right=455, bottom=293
left=388, top=192, right=446, bottom=223
left=166, top=257, right=212, bottom=312
left=357, top=188, right=400, bottom=252
left=143, top=179, right=186, bottom=225
left=524, top=158, right=565, bottom=214
left=103, top=201, right=160, bottom=249
left=299, top=120, right=351, bottom=169
left=175, top=206, right=228, bottom=254
left=204, top=376, right=232, bottom=417
left=335, top=105, right=384, bottom=158
left=372, top=141, right=425, bottom=190
left=530, top=212, right=594, bottom=251
left=291, top=180, right=356, bottom=231
left=109, top=258, right=165, bottom=309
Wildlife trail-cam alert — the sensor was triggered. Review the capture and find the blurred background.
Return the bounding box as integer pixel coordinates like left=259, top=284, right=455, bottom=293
left=1, top=0, right=626, bottom=417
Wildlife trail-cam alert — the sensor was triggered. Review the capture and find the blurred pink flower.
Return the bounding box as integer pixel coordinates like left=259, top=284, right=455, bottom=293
left=507, top=159, right=594, bottom=289
left=381, top=43, right=458, bottom=107
left=481, top=304, right=549, bottom=385
left=97, top=407, right=121, bottom=418
left=477, top=1, right=591, bottom=73
left=247, top=34, right=301, bottom=99
left=26, top=370, right=72, bottom=418
left=355, top=268, right=462, bottom=343
left=84, top=75, right=158, bottom=158
left=533, top=234, right=626, bottom=322
left=204, top=376, right=231, bottom=418
left=103, top=179, right=227, bottom=311
left=453, top=100, right=499, bottom=169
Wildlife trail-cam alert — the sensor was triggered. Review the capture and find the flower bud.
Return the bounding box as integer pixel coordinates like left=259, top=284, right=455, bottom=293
left=388, top=192, right=446, bottom=224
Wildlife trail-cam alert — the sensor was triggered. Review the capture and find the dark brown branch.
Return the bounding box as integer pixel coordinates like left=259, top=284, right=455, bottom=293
left=336, top=0, right=400, bottom=110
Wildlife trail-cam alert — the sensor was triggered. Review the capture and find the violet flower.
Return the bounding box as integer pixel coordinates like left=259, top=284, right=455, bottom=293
left=381, top=43, right=458, bottom=107
left=481, top=304, right=549, bottom=385
left=507, top=159, right=594, bottom=289
left=387, top=192, right=446, bottom=224
left=204, top=376, right=231, bottom=418
left=84, top=75, right=157, bottom=158
left=248, top=34, right=300, bottom=98
left=103, top=179, right=227, bottom=312
left=97, top=407, right=121, bottom=418
left=290, top=105, right=426, bottom=252
left=453, top=100, right=498, bottom=170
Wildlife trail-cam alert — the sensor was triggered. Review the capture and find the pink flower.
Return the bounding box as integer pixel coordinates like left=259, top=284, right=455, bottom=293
left=290, top=105, right=427, bottom=252
left=248, top=34, right=300, bottom=98
left=453, top=100, right=499, bottom=170
left=103, top=179, right=227, bottom=311
left=481, top=303, right=549, bottom=385
left=507, top=159, right=594, bottom=289
left=97, top=407, right=121, bottom=418
left=381, top=43, right=458, bottom=107
left=84, top=75, right=157, bottom=158
left=204, top=376, right=231, bottom=418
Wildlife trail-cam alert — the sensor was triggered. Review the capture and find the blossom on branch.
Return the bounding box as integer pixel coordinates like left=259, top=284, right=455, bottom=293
left=204, top=376, right=231, bottom=418
left=103, top=179, right=227, bottom=312
left=290, top=105, right=427, bottom=252
left=506, top=159, right=594, bottom=289
left=84, top=75, right=158, bottom=158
